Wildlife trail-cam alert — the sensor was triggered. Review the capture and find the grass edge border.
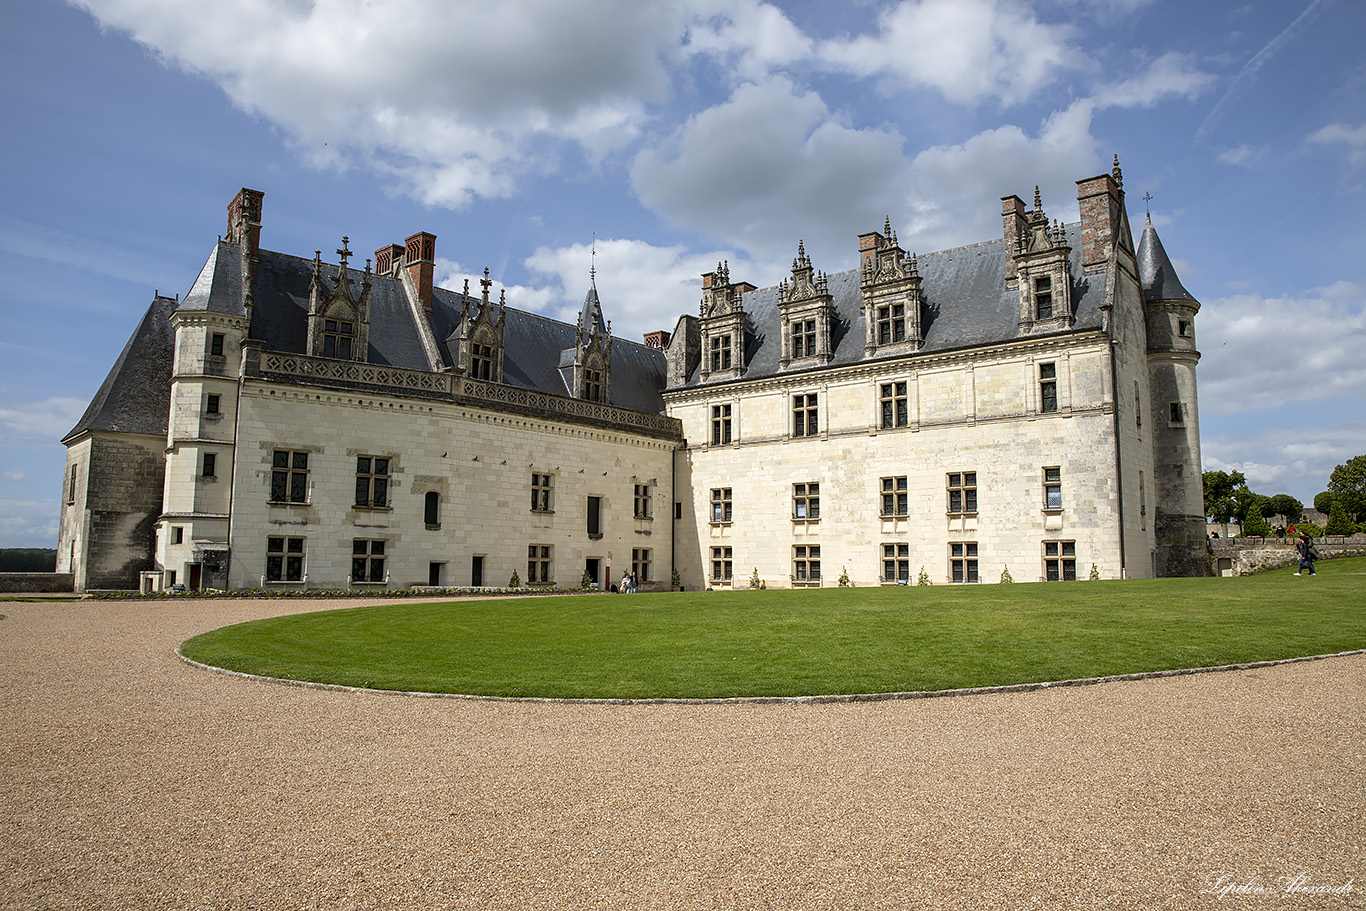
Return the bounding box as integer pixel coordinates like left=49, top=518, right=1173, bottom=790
left=174, top=645, right=1366, bottom=706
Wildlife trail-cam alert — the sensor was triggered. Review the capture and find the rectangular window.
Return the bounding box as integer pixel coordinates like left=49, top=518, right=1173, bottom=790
left=792, top=393, right=818, bottom=437
left=1043, top=467, right=1062, bottom=511
left=709, top=334, right=732, bottom=372
left=1034, top=276, right=1053, bottom=319
left=67, top=464, right=78, bottom=504
left=946, top=472, right=977, bottom=515
left=634, top=484, right=652, bottom=519
left=172, top=526, right=184, bottom=545
left=266, top=536, right=305, bottom=582
left=793, top=482, right=820, bottom=519
left=322, top=319, right=354, bottom=359
left=202, top=453, right=217, bottom=478
left=354, top=457, right=390, bottom=508
left=531, top=473, right=553, bottom=512
left=1178, top=320, right=1191, bottom=338
left=1044, top=541, right=1077, bottom=581
left=881, top=476, right=908, bottom=517
left=711, top=403, right=732, bottom=445
left=587, top=496, right=602, bottom=536
left=1170, top=402, right=1184, bottom=424
left=882, top=543, right=910, bottom=583
left=792, top=319, right=816, bottom=359
left=471, top=343, right=495, bottom=381
left=351, top=539, right=386, bottom=583
left=527, top=545, right=552, bottom=584
left=880, top=381, right=908, bottom=429
left=424, top=491, right=441, bottom=527
left=877, top=304, right=906, bottom=344
left=711, top=546, right=733, bottom=581
left=584, top=368, right=604, bottom=402
left=270, top=450, right=309, bottom=503
left=793, top=544, right=821, bottom=582
left=632, top=548, right=651, bottom=584
left=710, top=487, right=733, bottom=523
left=1039, top=362, right=1058, bottom=413
left=205, top=394, right=220, bottom=415
left=210, top=333, right=225, bottom=356
left=950, top=542, right=979, bottom=583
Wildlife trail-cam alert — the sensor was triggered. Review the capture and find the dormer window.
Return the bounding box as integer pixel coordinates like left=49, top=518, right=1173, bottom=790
left=322, top=319, right=354, bottom=359
left=877, top=304, right=905, bottom=344
left=470, top=343, right=495, bottom=381
left=1034, top=277, right=1053, bottom=319
left=585, top=368, right=605, bottom=402
left=710, top=334, right=732, bottom=372
left=791, top=320, right=816, bottom=359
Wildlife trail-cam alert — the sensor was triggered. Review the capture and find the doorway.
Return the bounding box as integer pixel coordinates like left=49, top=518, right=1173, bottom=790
left=429, top=562, right=443, bottom=586
left=585, top=558, right=600, bottom=588
left=188, top=563, right=202, bottom=592
left=471, top=555, right=484, bottom=587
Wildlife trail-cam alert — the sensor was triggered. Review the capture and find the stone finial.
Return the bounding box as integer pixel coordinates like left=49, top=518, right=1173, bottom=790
left=1112, top=154, right=1123, bottom=189
left=1034, top=185, right=1042, bottom=211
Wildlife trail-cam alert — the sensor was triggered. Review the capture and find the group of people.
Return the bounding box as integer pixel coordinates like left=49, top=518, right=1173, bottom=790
left=617, top=571, right=640, bottom=593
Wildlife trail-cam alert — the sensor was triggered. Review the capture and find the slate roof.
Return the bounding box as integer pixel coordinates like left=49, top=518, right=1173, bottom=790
left=208, top=245, right=668, bottom=414
left=680, top=223, right=1107, bottom=388
left=1136, top=216, right=1197, bottom=303
left=64, top=294, right=178, bottom=442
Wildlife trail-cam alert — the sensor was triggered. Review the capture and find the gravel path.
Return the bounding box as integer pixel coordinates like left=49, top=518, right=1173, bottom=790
left=1, top=596, right=1361, bottom=910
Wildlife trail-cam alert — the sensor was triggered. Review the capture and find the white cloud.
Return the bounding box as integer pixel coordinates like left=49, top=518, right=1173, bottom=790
left=818, top=0, right=1079, bottom=106
left=1308, top=122, right=1366, bottom=164
left=0, top=214, right=183, bottom=294
left=1092, top=53, right=1216, bottom=109
left=631, top=76, right=910, bottom=267
left=2, top=470, right=26, bottom=482
left=1217, top=144, right=1264, bottom=167
left=0, top=499, right=59, bottom=548
left=904, top=100, right=1102, bottom=251
left=1198, top=281, right=1366, bottom=415
left=0, top=397, right=90, bottom=443
left=1202, top=420, right=1366, bottom=501
left=681, top=0, right=813, bottom=80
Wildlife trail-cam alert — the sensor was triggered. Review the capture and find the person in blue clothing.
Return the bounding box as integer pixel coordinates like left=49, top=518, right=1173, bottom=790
left=1294, top=532, right=1317, bottom=576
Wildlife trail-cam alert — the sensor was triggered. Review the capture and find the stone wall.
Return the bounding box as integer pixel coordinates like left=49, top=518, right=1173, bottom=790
left=0, top=573, right=75, bottom=593
left=1209, top=536, right=1366, bottom=577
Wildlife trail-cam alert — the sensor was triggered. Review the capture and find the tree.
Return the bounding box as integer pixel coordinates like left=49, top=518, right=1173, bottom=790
left=1202, top=470, right=1247, bottom=520
left=1325, top=500, right=1355, bottom=536
left=1267, top=494, right=1303, bottom=526
left=1328, top=455, right=1366, bottom=522
left=1241, top=501, right=1272, bottom=537
left=1314, top=491, right=1337, bottom=515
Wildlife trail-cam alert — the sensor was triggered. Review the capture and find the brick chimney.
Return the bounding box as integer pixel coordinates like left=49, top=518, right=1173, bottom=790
left=374, top=243, right=404, bottom=277
left=404, top=231, right=436, bottom=317
left=226, top=188, right=264, bottom=281
left=1076, top=159, right=1124, bottom=272
left=1001, top=194, right=1027, bottom=283
left=643, top=330, right=671, bottom=348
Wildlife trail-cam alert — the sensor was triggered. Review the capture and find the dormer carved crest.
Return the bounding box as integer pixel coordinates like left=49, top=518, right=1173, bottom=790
left=778, top=240, right=835, bottom=368
left=698, top=262, right=752, bottom=383
left=456, top=268, right=507, bottom=382
left=859, top=218, right=924, bottom=355
left=1010, top=190, right=1075, bottom=335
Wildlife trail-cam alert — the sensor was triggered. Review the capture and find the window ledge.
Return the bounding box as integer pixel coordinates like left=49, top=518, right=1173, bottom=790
left=1042, top=508, right=1064, bottom=516
left=588, top=533, right=604, bottom=541
left=880, top=513, right=909, bottom=520
left=946, top=511, right=979, bottom=519
left=791, top=516, right=820, bottom=524
left=354, top=504, right=394, bottom=512
left=267, top=500, right=311, bottom=507
left=531, top=509, right=555, bottom=515
left=709, top=521, right=733, bottom=527
left=425, top=523, right=441, bottom=531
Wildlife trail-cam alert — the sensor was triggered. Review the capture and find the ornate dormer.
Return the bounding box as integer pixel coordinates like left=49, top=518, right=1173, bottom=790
left=456, top=268, right=506, bottom=383
left=306, top=237, right=371, bottom=361
left=698, top=261, right=754, bottom=383
left=1005, top=188, right=1073, bottom=335
left=777, top=241, right=834, bottom=369
left=859, top=217, right=923, bottom=356
left=569, top=272, right=612, bottom=402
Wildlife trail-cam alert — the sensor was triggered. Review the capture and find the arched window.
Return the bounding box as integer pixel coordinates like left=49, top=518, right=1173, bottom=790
left=424, top=491, right=440, bottom=528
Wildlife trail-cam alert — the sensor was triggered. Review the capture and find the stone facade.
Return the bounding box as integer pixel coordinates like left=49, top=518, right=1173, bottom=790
left=59, top=164, right=1209, bottom=591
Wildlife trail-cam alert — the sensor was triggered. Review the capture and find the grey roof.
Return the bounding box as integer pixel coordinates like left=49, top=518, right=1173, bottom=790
left=200, top=244, right=667, bottom=414
left=1137, top=216, right=1197, bottom=303
left=64, top=294, right=177, bottom=442
left=681, top=223, right=1106, bottom=387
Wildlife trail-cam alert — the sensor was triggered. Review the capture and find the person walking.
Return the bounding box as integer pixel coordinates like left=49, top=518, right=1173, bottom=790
left=1294, top=532, right=1318, bottom=576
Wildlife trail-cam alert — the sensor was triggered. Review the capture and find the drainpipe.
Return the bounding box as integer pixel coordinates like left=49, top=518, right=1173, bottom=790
left=1109, top=340, right=1127, bottom=579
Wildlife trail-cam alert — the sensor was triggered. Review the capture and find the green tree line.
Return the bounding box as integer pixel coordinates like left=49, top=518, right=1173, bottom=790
left=0, top=549, right=58, bottom=572
left=1204, top=454, right=1366, bottom=536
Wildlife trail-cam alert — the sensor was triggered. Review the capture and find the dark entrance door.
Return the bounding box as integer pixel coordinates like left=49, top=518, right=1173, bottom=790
left=188, top=563, right=202, bottom=591
left=471, top=555, right=484, bottom=587
left=585, top=558, right=600, bottom=588
left=429, top=562, right=442, bottom=586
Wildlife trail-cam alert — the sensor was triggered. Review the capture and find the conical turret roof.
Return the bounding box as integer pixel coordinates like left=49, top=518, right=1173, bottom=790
left=1137, top=215, right=1197, bottom=303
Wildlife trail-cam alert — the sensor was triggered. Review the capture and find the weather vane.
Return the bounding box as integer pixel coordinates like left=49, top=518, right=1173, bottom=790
left=1143, top=192, right=1154, bottom=216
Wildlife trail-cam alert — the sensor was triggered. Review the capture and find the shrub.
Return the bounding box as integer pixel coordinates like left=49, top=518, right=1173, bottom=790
left=1000, top=566, right=1013, bottom=583
left=1295, top=522, right=1323, bottom=537
left=1325, top=500, right=1355, bottom=536
left=671, top=568, right=681, bottom=590
left=509, top=569, right=521, bottom=588
left=1089, top=564, right=1100, bottom=581
left=749, top=567, right=762, bottom=589
left=1241, top=501, right=1272, bottom=537
left=1314, top=491, right=1336, bottom=515
left=581, top=568, right=593, bottom=590
left=917, top=566, right=931, bottom=586
left=838, top=567, right=852, bottom=588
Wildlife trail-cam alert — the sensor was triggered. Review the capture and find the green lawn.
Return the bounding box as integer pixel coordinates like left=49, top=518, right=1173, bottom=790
left=180, top=557, right=1366, bottom=699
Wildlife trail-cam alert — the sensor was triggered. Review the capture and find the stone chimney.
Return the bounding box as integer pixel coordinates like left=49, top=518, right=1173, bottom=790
left=404, top=231, right=436, bottom=317
left=374, top=243, right=404, bottom=277
left=226, top=188, right=264, bottom=282
left=1001, top=194, right=1027, bottom=283
left=1076, top=157, right=1125, bottom=272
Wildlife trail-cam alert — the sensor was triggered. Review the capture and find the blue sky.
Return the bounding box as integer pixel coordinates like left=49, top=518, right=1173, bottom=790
left=1, top=0, right=1363, bottom=547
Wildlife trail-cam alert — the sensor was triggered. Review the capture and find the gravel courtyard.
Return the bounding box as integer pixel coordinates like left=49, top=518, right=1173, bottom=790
left=1, top=595, right=1361, bottom=910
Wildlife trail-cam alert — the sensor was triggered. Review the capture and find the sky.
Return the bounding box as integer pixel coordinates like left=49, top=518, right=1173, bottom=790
left=1, top=0, right=1363, bottom=548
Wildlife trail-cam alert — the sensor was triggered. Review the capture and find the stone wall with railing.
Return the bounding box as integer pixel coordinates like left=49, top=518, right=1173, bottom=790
left=1209, top=535, right=1366, bottom=576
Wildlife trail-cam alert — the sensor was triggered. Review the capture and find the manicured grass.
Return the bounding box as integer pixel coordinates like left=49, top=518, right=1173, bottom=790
left=181, top=557, right=1366, bottom=699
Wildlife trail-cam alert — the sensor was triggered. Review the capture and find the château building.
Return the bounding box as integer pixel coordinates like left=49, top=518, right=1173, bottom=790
left=57, top=159, right=1209, bottom=592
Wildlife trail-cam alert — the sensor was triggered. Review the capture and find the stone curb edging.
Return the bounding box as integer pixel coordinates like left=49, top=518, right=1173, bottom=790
left=174, top=646, right=1366, bottom=706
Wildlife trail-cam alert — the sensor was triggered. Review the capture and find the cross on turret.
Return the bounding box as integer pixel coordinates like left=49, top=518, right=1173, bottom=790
left=336, top=236, right=351, bottom=268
